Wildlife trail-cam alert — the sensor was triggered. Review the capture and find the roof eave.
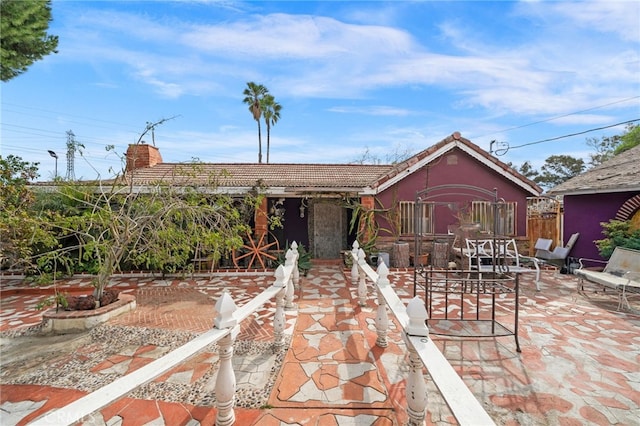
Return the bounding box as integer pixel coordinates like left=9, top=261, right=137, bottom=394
left=284, top=186, right=374, bottom=194
left=549, top=185, right=640, bottom=196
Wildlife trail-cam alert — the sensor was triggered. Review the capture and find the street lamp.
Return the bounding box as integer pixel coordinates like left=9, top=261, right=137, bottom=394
left=48, top=150, right=58, bottom=178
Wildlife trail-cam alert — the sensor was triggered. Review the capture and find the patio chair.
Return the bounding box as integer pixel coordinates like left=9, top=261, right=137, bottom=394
left=465, top=238, right=542, bottom=290
left=462, top=238, right=494, bottom=269
left=533, top=233, right=580, bottom=268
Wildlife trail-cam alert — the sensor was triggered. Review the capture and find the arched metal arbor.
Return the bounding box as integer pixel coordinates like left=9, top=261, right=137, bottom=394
left=413, top=184, right=514, bottom=273
left=412, top=184, right=522, bottom=352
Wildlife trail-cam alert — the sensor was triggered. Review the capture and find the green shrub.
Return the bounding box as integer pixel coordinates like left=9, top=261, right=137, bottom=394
left=595, top=219, right=640, bottom=259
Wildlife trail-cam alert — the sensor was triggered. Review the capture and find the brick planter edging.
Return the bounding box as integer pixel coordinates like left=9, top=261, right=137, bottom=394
left=41, top=294, right=136, bottom=334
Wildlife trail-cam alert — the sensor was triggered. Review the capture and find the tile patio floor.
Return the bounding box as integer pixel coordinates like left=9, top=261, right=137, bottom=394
left=0, top=263, right=639, bottom=425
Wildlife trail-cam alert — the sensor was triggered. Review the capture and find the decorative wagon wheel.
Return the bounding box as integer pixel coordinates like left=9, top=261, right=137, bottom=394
left=232, top=230, right=280, bottom=269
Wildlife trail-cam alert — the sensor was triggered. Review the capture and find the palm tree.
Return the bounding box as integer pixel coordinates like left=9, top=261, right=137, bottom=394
left=242, top=82, right=269, bottom=163
left=261, top=94, right=282, bottom=164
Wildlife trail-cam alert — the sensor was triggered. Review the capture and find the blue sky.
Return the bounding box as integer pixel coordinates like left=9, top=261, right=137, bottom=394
left=1, top=0, right=639, bottom=182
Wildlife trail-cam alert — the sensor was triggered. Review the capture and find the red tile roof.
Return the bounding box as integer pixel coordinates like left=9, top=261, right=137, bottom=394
left=124, top=162, right=394, bottom=192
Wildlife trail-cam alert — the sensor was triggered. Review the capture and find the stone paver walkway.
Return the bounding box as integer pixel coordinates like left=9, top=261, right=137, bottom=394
left=1, top=263, right=639, bottom=425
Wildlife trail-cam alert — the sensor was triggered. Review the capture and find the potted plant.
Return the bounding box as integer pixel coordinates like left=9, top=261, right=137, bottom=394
left=347, top=200, right=381, bottom=263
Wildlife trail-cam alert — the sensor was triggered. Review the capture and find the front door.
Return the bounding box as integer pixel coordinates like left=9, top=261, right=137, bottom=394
left=313, top=202, right=343, bottom=259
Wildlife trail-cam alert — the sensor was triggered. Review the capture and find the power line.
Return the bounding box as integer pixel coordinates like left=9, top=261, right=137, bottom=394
left=1, top=140, right=120, bottom=163
left=2, top=102, right=141, bottom=130
left=2, top=119, right=187, bottom=146
left=478, top=96, right=640, bottom=138
left=1, top=123, right=134, bottom=147
left=2, top=123, right=113, bottom=144
left=508, top=119, right=640, bottom=150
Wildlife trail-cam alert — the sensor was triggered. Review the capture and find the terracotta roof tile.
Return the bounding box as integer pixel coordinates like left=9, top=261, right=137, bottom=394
left=124, top=163, right=394, bottom=191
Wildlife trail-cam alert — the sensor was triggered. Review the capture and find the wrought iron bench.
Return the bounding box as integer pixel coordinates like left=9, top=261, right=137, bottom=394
left=576, top=247, right=640, bottom=311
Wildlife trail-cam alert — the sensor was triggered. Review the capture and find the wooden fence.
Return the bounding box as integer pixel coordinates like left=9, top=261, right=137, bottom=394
left=526, top=197, right=561, bottom=255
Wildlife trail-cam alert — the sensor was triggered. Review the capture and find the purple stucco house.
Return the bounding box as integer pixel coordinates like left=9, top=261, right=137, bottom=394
left=548, top=144, right=640, bottom=261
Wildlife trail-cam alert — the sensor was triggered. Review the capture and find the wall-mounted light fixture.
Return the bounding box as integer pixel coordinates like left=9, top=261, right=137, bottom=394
left=299, top=197, right=308, bottom=218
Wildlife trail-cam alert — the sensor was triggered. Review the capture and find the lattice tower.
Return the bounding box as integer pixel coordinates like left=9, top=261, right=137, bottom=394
left=65, top=130, right=77, bottom=180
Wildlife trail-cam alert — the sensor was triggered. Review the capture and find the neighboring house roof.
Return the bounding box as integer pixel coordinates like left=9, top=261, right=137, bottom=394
left=548, top=144, right=640, bottom=196
left=121, top=132, right=540, bottom=197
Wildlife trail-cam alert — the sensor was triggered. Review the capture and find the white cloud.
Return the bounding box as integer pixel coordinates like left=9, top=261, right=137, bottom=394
left=52, top=3, right=639, bottom=133
left=327, top=106, right=413, bottom=116
left=547, top=0, right=640, bottom=43
left=180, top=13, right=416, bottom=59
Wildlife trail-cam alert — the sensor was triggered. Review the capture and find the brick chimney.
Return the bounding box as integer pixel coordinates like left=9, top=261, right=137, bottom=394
left=125, top=144, right=163, bottom=171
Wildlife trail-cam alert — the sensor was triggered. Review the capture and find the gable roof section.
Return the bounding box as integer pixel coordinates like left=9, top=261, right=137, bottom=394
left=370, top=132, right=542, bottom=195
left=124, top=162, right=393, bottom=194
left=548, top=144, right=640, bottom=196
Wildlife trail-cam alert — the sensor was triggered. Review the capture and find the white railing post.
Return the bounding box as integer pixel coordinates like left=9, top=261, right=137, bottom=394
left=214, top=290, right=238, bottom=330
left=347, top=243, right=496, bottom=425
left=290, top=241, right=300, bottom=288
left=357, top=247, right=368, bottom=306
left=375, top=262, right=390, bottom=347
left=213, top=291, right=240, bottom=426
left=351, top=240, right=360, bottom=285
left=215, top=329, right=239, bottom=426
left=273, top=265, right=287, bottom=351
left=405, top=297, right=430, bottom=426
left=285, top=247, right=296, bottom=310
left=405, top=343, right=427, bottom=426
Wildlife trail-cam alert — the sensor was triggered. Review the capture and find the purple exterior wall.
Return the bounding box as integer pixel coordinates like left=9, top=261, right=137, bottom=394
left=562, top=191, right=639, bottom=260
left=376, top=147, right=533, bottom=237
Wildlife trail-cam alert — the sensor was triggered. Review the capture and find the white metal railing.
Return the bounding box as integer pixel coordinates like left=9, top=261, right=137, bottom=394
left=32, top=242, right=301, bottom=426
left=350, top=241, right=495, bottom=426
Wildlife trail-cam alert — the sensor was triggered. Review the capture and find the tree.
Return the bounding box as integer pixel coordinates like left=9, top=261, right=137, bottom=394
left=31, top=155, right=263, bottom=303
left=242, top=82, right=269, bottom=163
left=351, top=144, right=415, bottom=165
left=4, top=120, right=263, bottom=303
left=514, top=161, right=540, bottom=181
left=261, top=94, right=282, bottom=164
left=0, top=155, right=57, bottom=272
left=586, top=124, right=639, bottom=166
left=535, top=155, right=586, bottom=190
left=614, top=124, right=640, bottom=155
left=0, top=0, right=59, bottom=82
left=512, top=124, right=640, bottom=190
left=135, top=116, right=179, bottom=146
left=586, top=133, right=621, bottom=167
left=351, top=147, right=382, bottom=165
left=43, top=174, right=251, bottom=302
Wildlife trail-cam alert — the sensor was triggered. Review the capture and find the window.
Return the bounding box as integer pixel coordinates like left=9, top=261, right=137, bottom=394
left=400, top=201, right=434, bottom=235
left=471, top=201, right=517, bottom=236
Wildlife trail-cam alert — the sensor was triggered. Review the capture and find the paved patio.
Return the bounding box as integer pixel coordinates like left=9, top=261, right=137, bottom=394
left=1, top=263, right=639, bottom=425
